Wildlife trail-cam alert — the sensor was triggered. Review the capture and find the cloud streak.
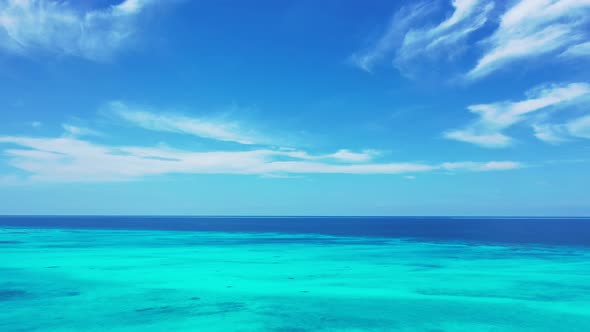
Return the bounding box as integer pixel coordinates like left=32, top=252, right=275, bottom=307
left=565, top=115, right=590, bottom=140
left=0, top=0, right=158, bottom=60
left=560, top=41, right=590, bottom=58
left=108, top=101, right=267, bottom=145
left=351, top=0, right=493, bottom=76
left=0, top=135, right=522, bottom=183
left=444, top=82, right=590, bottom=147
left=352, top=0, right=590, bottom=80
left=467, top=0, right=590, bottom=79
left=531, top=114, right=590, bottom=143
left=62, top=124, right=103, bottom=137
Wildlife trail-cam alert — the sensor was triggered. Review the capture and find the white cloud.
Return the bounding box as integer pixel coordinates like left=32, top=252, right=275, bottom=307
left=327, top=149, right=380, bottom=162
left=445, top=82, right=590, bottom=147
left=467, top=0, right=590, bottom=79
left=444, top=131, right=512, bottom=148
left=352, top=0, right=590, bottom=80
left=567, top=115, right=590, bottom=139
left=470, top=82, right=590, bottom=127
left=527, top=115, right=590, bottom=143
left=560, top=41, right=590, bottom=58
left=108, top=101, right=266, bottom=145
left=0, top=135, right=522, bottom=183
left=440, top=161, right=522, bottom=171
left=351, top=0, right=493, bottom=76
left=0, top=0, right=157, bottom=60
left=396, top=0, right=494, bottom=75
left=532, top=123, right=569, bottom=143
left=350, top=2, right=433, bottom=73
left=62, top=124, right=102, bottom=137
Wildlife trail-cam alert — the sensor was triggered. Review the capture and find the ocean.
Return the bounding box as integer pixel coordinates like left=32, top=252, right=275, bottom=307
left=1, top=216, right=590, bottom=331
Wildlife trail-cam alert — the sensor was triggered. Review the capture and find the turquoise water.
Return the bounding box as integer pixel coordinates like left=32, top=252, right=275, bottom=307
left=1, top=226, right=590, bottom=331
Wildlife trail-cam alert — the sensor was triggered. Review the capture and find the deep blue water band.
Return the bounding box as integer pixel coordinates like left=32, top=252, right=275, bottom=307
left=1, top=216, right=589, bottom=246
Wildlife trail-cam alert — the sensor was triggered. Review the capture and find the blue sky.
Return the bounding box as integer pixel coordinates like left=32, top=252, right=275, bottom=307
left=0, top=0, right=589, bottom=216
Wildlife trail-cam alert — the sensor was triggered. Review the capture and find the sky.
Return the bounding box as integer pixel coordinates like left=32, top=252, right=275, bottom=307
left=0, top=0, right=589, bottom=216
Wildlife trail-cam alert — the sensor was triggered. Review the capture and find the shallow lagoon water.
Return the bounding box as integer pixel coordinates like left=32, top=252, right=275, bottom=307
left=1, top=218, right=590, bottom=331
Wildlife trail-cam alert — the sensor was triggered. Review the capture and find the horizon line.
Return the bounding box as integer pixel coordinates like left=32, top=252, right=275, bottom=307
left=1, top=215, right=589, bottom=219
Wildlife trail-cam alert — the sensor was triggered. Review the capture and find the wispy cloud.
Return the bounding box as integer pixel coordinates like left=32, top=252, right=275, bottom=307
left=566, top=115, right=590, bottom=139
left=444, top=82, right=590, bottom=147
left=531, top=123, right=569, bottom=144
left=323, top=149, right=380, bottom=163
left=62, top=124, right=102, bottom=137
left=0, top=135, right=522, bottom=183
left=440, top=161, right=522, bottom=171
left=351, top=0, right=493, bottom=76
left=532, top=115, right=590, bottom=143
left=467, top=0, right=590, bottom=79
left=444, top=131, right=512, bottom=148
left=108, top=101, right=266, bottom=145
left=349, top=2, right=432, bottom=73
left=560, top=41, right=590, bottom=58
left=352, top=0, right=590, bottom=80
left=0, top=0, right=158, bottom=60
